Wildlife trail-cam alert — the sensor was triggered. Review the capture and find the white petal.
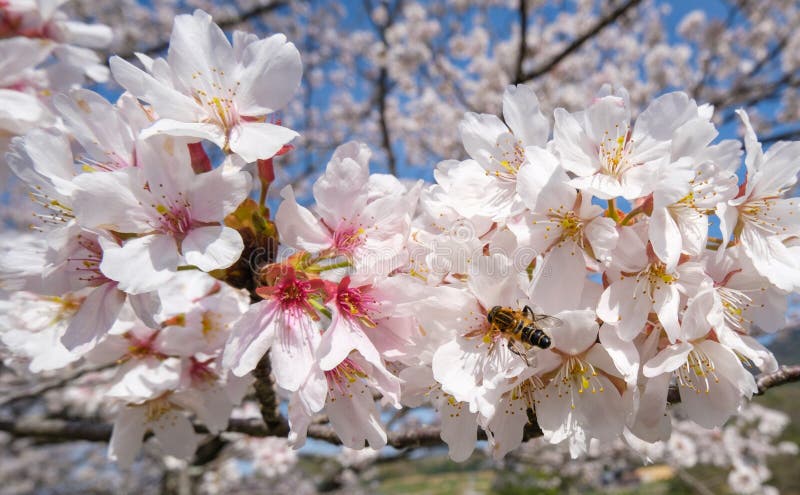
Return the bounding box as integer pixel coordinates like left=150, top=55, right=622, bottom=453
left=153, top=411, right=199, bottom=460
left=653, top=285, right=681, bottom=342
left=109, top=406, right=147, bottom=467
left=502, top=85, right=549, bottom=146
left=529, top=243, right=586, bottom=315
left=486, top=392, right=528, bottom=459
left=597, top=277, right=650, bottom=341
left=139, top=119, right=226, bottom=148
left=567, top=173, right=624, bottom=200
left=109, top=56, right=203, bottom=121
left=99, top=235, right=179, bottom=294
left=598, top=325, right=639, bottom=385
left=54, top=89, right=135, bottom=168
left=271, top=314, right=320, bottom=391
left=167, top=10, right=235, bottom=84
left=553, top=107, right=599, bottom=176
left=236, top=34, right=303, bottom=115
left=312, top=142, right=371, bottom=224
left=550, top=309, right=598, bottom=356
left=62, top=282, right=125, bottom=351
left=187, top=167, right=251, bottom=222
left=432, top=339, right=482, bottom=406
left=275, top=185, right=332, bottom=251
left=574, top=374, right=624, bottom=441
left=222, top=300, right=279, bottom=376
left=439, top=398, right=478, bottom=462
left=326, top=381, right=387, bottom=449
left=643, top=342, right=692, bottom=377
left=628, top=373, right=671, bottom=442
left=182, top=225, right=243, bottom=272
left=229, top=121, right=298, bottom=162
left=459, top=112, right=508, bottom=166
left=649, top=207, right=682, bottom=271
left=72, top=168, right=151, bottom=232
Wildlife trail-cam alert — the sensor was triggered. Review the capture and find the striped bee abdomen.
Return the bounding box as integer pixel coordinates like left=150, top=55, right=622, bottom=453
left=521, top=326, right=551, bottom=349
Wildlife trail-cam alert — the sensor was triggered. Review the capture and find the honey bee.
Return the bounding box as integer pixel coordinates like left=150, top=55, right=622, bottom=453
left=487, top=305, right=562, bottom=363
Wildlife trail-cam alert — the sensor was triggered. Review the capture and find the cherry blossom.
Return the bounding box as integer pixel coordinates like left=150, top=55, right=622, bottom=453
left=109, top=10, right=302, bottom=162
left=1, top=4, right=800, bottom=485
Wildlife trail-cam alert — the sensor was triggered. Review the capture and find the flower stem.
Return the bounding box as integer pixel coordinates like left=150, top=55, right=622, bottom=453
left=309, top=298, right=332, bottom=319
left=621, top=204, right=645, bottom=225
left=607, top=199, right=621, bottom=222
left=307, top=260, right=352, bottom=273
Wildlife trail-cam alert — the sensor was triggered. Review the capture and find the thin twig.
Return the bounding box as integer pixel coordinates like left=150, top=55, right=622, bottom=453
left=115, top=1, right=290, bottom=60
left=517, top=0, right=643, bottom=82
left=0, top=364, right=115, bottom=408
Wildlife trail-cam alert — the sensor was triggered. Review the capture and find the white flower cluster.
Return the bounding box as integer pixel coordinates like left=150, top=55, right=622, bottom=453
left=0, top=0, right=112, bottom=181
left=1, top=7, right=798, bottom=468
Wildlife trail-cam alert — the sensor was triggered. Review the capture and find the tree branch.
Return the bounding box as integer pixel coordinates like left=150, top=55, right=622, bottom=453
left=377, top=68, right=398, bottom=175
left=0, top=364, right=115, bottom=408
left=755, top=364, right=800, bottom=392
left=517, top=0, right=643, bottom=82
left=116, top=1, right=290, bottom=60
left=666, top=364, right=800, bottom=403
left=2, top=366, right=798, bottom=449
left=761, top=128, right=800, bottom=144
left=251, top=354, right=288, bottom=435
left=512, top=0, right=528, bottom=85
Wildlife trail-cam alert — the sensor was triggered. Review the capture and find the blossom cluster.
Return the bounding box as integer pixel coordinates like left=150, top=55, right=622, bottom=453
left=0, top=0, right=112, bottom=181
left=1, top=7, right=798, bottom=468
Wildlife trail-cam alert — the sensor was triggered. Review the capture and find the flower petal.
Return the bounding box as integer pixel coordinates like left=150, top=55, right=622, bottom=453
left=228, top=121, right=298, bottom=162
left=182, top=225, right=244, bottom=272
left=99, top=235, right=179, bottom=294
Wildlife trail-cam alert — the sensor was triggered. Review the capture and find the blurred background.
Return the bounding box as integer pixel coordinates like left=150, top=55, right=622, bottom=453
left=2, top=0, right=800, bottom=493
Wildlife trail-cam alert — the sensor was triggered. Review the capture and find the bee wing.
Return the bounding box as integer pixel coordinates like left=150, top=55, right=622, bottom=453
left=531, top=314, right=563, bottom=329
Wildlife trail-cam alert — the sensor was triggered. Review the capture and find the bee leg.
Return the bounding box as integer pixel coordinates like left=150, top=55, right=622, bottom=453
left=522, top=305, right=535, bottom=320
left=507, top=340, right=530, bottom=366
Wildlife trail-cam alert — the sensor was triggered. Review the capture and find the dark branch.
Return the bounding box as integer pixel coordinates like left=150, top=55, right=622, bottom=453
left=115, top=1, right=289, bottom=60
left=2, top=366, right=798, bottom=449
left=666, top=364, right=800, bottom=403
left=755, top=364, right=800, bottom=392
left=0, top=364, right=115, bottom=408
left=512, top=0, right=528, bottom=85
left=377, top=68, right=398, bottom=175
left=251, top=355, right=289, bottom=435
left=518, top=0, right=643, bottom=82
left=761, top=128, right=800, bottom=144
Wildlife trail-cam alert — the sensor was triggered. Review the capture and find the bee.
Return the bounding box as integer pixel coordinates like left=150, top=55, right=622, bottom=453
left=487, top=305, right=562, bottom=363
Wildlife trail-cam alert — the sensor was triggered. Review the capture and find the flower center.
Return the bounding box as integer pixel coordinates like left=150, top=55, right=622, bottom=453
left=144, top=396, right=175, bottom=422
left=531, top=206, right=585, bottom=250
left=553, top=357, right=605, bottom=410
left=200, top=311, right=223, bottom=337
left=717, top=286, right=753, bottom=332
left=189, top=68, right=242, bottom=136
left=325, top=358, right=368, bottom=397
left=630, top=263, right=678, bottom=303
left=332, top=226, right=365, bottom=256
left=739, top=198, right=787, bottom=236
left=489, top=135, right=525, bottom=180
left=29, top=186, right=74, bottom=226
left=676, top=348, right=719, bottom=394
left=154, top=202, right=195, bottom=239
left=66, top=234, right=111, bottom=286
left=189, top=357, right=218, bottom=384
left=599, top=127, right=634, bottom=178
left=337, top=287, right=377, bottom=328
left=44, top=294, right=84, bottom=324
